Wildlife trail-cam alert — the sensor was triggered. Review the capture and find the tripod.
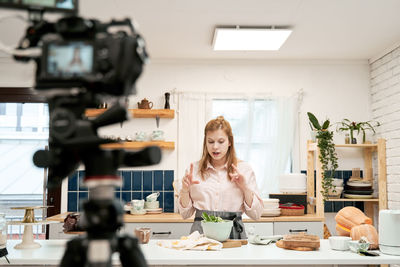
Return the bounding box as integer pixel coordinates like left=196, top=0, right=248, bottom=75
left=34, top=99, right=161, bottom=267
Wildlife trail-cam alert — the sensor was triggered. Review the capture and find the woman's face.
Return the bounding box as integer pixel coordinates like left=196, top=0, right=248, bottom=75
left=206, top=129, right=231, bottom=164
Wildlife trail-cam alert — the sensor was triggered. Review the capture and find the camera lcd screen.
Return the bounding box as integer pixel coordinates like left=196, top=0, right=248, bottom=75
left=0, top=0, right=77, bottom=12
left=46, top=42, right=94, bottom=77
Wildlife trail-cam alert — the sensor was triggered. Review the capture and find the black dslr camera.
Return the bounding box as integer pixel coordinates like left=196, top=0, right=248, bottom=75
left=35, top=16, right=147, bottom=96
left=1, top=2, right=160, bottom=267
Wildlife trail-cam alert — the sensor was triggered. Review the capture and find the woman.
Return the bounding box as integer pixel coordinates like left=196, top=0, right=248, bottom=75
left=178, top=116, right=263, bottom=239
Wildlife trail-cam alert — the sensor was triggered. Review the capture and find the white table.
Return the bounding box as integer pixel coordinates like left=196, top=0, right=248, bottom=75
left=0, top=239, right=399, bottom=266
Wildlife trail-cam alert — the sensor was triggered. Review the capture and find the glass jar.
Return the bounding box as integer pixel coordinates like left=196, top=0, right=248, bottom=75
left=0, top=213, right=6, bottom=249
left=345, top=134, right=350, bottom=144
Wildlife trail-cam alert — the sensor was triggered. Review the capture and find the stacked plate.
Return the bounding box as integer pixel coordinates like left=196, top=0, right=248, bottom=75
left=343, top=180, right=374, bottom=199
left=261, top=198, right=281, bottom=217
left=278, top=173, right=307, bottom=193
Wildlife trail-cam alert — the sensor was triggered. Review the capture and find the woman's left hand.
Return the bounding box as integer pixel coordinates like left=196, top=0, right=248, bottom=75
left=229, top=164, right=247, bottom=190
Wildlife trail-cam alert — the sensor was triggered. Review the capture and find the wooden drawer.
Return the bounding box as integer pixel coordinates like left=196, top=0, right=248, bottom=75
left=273, top=221, right=323, bottom=238
left=244, top=222, right=273, bottom=236
left=121, top=223, right=192, bottom=239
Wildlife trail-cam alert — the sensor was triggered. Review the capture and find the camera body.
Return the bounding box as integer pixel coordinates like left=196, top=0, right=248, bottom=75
left=34, top=16, right=146, bottom=96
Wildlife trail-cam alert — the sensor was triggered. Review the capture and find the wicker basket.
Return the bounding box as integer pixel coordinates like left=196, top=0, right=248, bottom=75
left=279, top=204, right=305, bottom=216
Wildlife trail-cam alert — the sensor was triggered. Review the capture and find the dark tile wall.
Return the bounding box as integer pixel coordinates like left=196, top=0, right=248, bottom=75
left=300, top=170, right=365, bottom=212
left=67, top=170, right=174, bottom=213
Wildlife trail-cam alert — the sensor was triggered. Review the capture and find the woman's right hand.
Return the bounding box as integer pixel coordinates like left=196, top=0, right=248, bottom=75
left=181, top=163, right=199, bottom=192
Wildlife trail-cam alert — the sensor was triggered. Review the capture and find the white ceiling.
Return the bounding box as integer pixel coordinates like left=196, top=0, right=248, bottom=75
left=1, top=0, right=400, bottom=61
left=78, top=0, right=400, bottom=60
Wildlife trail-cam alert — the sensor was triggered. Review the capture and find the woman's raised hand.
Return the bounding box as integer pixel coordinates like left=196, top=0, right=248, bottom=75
left=181, top=163, right=199, bottom=192
left=229, top=164, right=246, bottom=190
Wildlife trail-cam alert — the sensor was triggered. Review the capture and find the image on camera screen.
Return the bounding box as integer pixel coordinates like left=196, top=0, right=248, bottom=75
left=47, top=42, right=94, bottom=77
left=21, top=0, right=75, bottom=9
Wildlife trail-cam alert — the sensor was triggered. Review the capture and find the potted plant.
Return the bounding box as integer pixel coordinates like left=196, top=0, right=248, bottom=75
left=336, top=119, right=380, bottom=144
left=307, top=112, right=338, bottom=201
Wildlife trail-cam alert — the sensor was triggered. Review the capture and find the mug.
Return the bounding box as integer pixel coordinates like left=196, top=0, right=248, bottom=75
left=135, top=227, right=151, bottom=244
left=151, top=130, right=164, bottom=141
left=131, top=199, right=145, bottom=212
left=135, top=132, right=147, bottom=142
left=146, top=192, right=160, bottom=202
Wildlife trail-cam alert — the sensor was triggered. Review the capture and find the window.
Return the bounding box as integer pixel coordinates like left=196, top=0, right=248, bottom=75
left=211, top=98, right=292, bottom=196
left=0, top=101, right=49, bottom=238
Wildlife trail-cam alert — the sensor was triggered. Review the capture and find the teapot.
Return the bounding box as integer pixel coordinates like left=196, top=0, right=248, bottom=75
left=137, top=98, right=153, bottom=109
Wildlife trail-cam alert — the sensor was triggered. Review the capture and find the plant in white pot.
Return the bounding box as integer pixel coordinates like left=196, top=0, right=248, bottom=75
left=307, top=112, right=339, bottom=201
left=201, top=213, right=233, bottom=242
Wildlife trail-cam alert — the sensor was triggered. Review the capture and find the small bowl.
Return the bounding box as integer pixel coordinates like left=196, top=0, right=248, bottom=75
left=329, top=236, right=352, bottom=251
left=328, top=186, right=344, bottom=198
left=348, top=240, right=370, bottom=253
left=201, top=220, right=233, bottom=242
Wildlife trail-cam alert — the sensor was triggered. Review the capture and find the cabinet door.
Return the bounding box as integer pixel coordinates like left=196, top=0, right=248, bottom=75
left=121, top=223, right=192, bottom=239
left=48, top=223, right=79, bottom=239
left=244, top=222, right=273, bottom=236
left=273, top=222, right=323, bottom=238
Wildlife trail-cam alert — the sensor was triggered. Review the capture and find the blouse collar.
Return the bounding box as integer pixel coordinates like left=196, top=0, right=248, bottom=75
left=206, top=161, right=228, bottom=171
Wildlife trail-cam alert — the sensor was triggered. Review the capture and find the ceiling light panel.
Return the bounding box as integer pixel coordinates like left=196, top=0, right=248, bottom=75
left=213, top=27, right=292, bottom=51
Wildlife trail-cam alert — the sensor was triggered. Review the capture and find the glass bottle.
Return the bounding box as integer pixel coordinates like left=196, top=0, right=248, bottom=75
left=345, top=134, right=350, bottom=144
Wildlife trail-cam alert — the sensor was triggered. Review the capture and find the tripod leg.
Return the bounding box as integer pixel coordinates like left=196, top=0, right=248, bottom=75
left=60, top=237, right=88, bottom=267
left=118, top=235, right=148, bottom=267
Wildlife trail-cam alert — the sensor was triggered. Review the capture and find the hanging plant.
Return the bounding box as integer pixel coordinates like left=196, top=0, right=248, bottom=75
left=307, top=112, right=338, bottom=201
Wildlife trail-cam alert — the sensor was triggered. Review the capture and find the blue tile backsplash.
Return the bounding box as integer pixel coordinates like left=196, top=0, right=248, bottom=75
left=67, top=170, right=175, bottom=213
left=301, top=169, right=364, bottom=213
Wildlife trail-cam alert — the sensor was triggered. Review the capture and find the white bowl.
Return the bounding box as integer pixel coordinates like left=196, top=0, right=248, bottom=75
left=201, top=220, right=233, bottom=242
left=329, top=236, right=352, bottom=251
left=328, top=186, right=344, bottom=198
left=332, top=179, right=344, bottom=187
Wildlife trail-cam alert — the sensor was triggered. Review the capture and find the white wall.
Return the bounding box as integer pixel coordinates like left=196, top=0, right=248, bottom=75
left=134, top=59, right=372, bottom=171
left=370, top=45, right=400, bottom=210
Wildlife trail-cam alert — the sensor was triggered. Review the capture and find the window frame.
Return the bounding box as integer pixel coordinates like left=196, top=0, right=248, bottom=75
left=0, top=87, right=59, bottom=239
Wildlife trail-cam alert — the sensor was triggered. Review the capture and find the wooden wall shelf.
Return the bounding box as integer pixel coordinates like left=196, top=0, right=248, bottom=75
left=101, top=141, right=175, bottom=150
left=326, top=198, right=379, bottom=202
left=307, top=142, right=378, bottom=151
left=85, top=109, right=175, bottom=118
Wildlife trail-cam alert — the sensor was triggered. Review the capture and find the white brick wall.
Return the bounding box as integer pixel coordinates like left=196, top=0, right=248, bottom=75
left=370, top=45, right=400, bottom=210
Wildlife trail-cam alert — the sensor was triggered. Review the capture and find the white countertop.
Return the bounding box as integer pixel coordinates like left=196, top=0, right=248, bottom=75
left=1, top=239, right=400, bottom=266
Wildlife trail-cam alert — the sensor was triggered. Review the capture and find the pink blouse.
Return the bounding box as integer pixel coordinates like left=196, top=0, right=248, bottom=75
left=178, top=161, right=263, bottom=220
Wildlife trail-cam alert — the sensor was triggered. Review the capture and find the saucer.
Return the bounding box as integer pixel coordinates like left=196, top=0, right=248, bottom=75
left=130, top=209, right=147, bottom=215
left=145, top=208, right=162, bottom=214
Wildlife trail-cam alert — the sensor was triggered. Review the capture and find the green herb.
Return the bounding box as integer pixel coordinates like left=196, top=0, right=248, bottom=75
left=201, top=212, right=224, bottom=222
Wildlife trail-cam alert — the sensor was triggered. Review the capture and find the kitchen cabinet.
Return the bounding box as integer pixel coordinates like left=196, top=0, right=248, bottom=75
left=306, top=138, right=387, bottom=222
left=47, top=213, right=323, bottom=240
left=47, top=223, right=77, bottom=240
left=273, top=221, right=323, bottom=238
left=120, top=223, right=191, bottom=239
left=120, top=222, right=274, bottom=239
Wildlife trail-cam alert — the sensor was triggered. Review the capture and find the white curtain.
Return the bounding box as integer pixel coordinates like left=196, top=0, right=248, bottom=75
left=175, top=91, right=300, bottom=199
left=259, top=95, right=299, bottom=196
left=176, top=93, right=211, bottom=190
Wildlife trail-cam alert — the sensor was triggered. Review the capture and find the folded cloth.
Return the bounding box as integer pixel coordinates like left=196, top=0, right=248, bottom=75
left=157, top=231, right=223, bottom=251
left=249, top=235, right=283, bottom=245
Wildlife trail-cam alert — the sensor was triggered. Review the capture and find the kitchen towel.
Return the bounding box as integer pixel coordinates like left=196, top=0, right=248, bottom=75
left=157, top=231, right=223, bottom=250
left=248, top=235, right=283, bottom=245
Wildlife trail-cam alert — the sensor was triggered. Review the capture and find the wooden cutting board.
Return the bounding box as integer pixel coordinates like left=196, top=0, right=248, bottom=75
left=222, top=239, right=248, bottom=248
left=275, top=233, right=320, bottom=251
left=276, top=240, right=315, bottom=251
